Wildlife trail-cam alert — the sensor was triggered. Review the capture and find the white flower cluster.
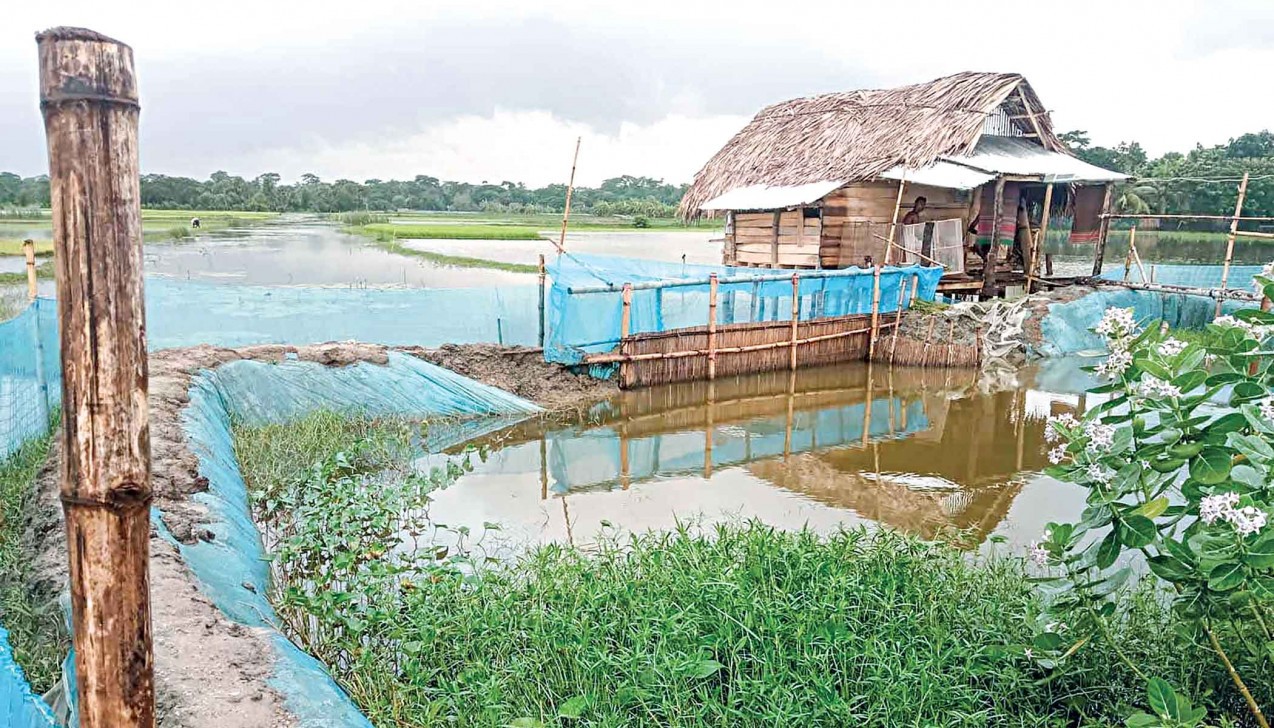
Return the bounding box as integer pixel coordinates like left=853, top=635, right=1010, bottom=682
left=1028, top=541, right=1049, bottom=566
left=1048, top=444, right=1068, bottom=464
left=1212, top=315, right=1267, bottom=340
left=1138, top=375, right=1182, bottom=399
left=1086, top=463, right=1114, bottom=485
left=1095, top=307, right=1137, bottom=344
left=1083, top=421, right=1116, bottom=453
left=1095, top=348, right=1133, bottom=378
left=1260, top=396, right=1274, bottom=421
left=1045, top=413, right=1079, bottom=443
left=1259, top=262, right=1274, bottom=291
left=1157, top=338, right=1187, bottom=357
left=1200, top=492, right=1268, bottom=536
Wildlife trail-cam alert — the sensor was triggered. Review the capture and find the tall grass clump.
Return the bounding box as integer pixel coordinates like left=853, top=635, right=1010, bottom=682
left=234, top=412, right=1236, bottom=727
left=0, top=426, right=69, bottom=693
left=333, top=211, right=390, bottom=226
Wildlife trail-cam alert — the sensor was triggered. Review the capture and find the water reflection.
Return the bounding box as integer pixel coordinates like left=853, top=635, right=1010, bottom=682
left=424, top=363, right=1100, bottom=552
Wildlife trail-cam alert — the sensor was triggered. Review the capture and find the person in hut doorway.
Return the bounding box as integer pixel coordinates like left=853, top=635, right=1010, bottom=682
left=901, top=196, right=927, bottom=226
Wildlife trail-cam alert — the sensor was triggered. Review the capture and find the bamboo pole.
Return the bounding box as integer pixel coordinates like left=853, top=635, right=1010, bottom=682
left=789, top=273, right=800, bottom=371
left=539, top=436, right=548, bottom=500
left=920, top=317, right=937, bottom=367
left=620, top=283, right=632, bottom=386
left=1096, top=278, right=1260, bottom=302
left=867, top=266, right=883, bottom=359
left=557, top=137, right=581, bottom=253
left=870, top=232, right=944, bottom=267
left=888, top=276, right=907, bottom=364
left=1026, top=182, right=1053, bottom=293
left=770, top=210, right=781, bottom=266
left=1090, top=183, right=1115, bottom=277
left=1104, top=213, right=1274, bottom=222
left=583, top=320, right=895, bottom=364
left=1217, top=172, right=1250, bottom=316
left=945, top=320, right=956, bottom=367
left=1128, top=228, right=1148, bottom=282
left=38, top=27, right=154, bottom=728
left=885, top=179, right=907, bottom=264
left=981, top=177, right=1006, bottom=298
left=537, top=253, right=546, bottom=348
left=1122, top=227, right=1135, bottom=282
left=23, top=240, right=39, bottom=301
left=708, top=273, right=719, bottom=380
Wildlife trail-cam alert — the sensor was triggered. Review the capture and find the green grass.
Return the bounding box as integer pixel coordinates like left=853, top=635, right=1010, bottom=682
left=233, top=413, right=1242, bottom=728
left=0, top=427, right=69, bottom=693
left=0, top=260, right=53, bottom=285
left=389, top=211, right=722, bottom=232
left=345, top=226, right=539, bottom=273
left=0, top=240, right=53, bottom=256
left=361, top=223, right=545, bottom=241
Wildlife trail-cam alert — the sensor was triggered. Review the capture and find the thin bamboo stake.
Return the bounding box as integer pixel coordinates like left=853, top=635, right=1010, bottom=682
left=861, top=364, right=875, bottom=446
left=885, top=178, right=907, bottom=264
left=707, top=273, right=719, bottom=380
left=1217, top=172, right=1250, bottom=315
left=982, top=177, right=1006, bottom=297
left=945, top=320, right=956, bottom=367
left=1027, top=182, right=1053, bottom=293
left=1096, top=278, right=1260, bottom=301
left=871, top=232, right=944, bottom=267
left=583, top=320, right=894, bottom=364
left=867, top=265, right=883, bottom=359
left=1091, top=182, right=1115, bottom=277
left=1105, top=213, right=1274, bottom=222
left=1128, top=228, right=1148, bottom=283
left=539, top=436, right=548, bottom=500
left=537, top=254, right=546, bottom=348
left=789, top=273, right=800, bottom=371
left=557, top=137, right=581, bottom=253
left=889, top=276, right=908, bottom=365
left=620, top=283, right=632, bottom=387
left=920, top=317, right=937, bottom=367
left=38, top=26, right=154, bottom=727
left=23, top=239, right=38, bottom=301
left=1122, top=228, right=1135, bottom=282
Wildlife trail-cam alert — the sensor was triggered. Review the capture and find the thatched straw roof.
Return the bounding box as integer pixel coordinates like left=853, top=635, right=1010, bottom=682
left=679, top=72, right=1066, bottom=216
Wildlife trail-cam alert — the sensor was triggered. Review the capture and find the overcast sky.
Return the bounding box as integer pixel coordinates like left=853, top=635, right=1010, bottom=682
left=3, top=0, right=1271, bottom=186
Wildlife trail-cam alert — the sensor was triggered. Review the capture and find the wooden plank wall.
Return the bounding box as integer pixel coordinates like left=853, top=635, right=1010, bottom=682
left=618, top=313, right=873, bottom=388
left=820, top=182, right=970, bottom=267
left=731, top=210, right=821, bottom=268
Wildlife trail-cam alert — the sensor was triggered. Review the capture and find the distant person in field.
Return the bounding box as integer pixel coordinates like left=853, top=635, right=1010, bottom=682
left=901, top=196, right=927, bottom=226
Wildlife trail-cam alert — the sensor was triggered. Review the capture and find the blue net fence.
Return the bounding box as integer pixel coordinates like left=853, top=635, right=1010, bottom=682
left=0, top=299, right=60, bottom=462
left=545, top=253, right=944, bottom=364
left=1099, top=262, right=1268, bottom=290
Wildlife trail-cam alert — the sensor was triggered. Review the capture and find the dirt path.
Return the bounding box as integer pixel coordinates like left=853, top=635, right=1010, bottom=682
left=27, top=342, right=613, bottom=727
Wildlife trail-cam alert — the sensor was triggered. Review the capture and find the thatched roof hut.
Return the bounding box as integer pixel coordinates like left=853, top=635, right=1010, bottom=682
left=680, top=72, right=1125, bottom=292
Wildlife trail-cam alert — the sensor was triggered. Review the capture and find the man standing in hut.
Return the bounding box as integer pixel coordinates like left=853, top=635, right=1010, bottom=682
left=901, top=196, right=927, bottom=226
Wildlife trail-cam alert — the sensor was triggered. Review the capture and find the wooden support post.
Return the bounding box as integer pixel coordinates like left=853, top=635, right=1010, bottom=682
left=867, top=266, right=883, bottom=360
left=861, top=364, right=874, bottom=446
left=1122, top=227, right=1135, bottom=282
left=1027, top=182, right=1053, bottom=293
left=920, top=316, right=937, bottom=367
left=770, top=210, right=781, bottom=267
left=539, top=436, right=549, bottom=500
left=619, top=283, right=632, bottom=386
left=910, top=273, right=919, bottom=305
left=1217, top=172, right=1250, bottom=315
left=707, top=273, right=718, bottom=380
left=789, top=273, right=800, bottom=371
left=619, top=426, right=631, bottom=490
left=557, top=137, right=581, bottom=253
left=1128, top=227, right=1148, bottom=282
left=537, top=253, right=546, bottom=348
left=704, top=383, right=715, bottom=478
left=38, top=27, right=154, bottom=728
left=945, top=320, right=956, bottom=367
left=1090, top=183, right=1115, bottom=277
left=886, top=179, right=907, bottom=264
left=24, top=240, right=39, bottom=301
left=981, top=177, right=1006, bottom=297
left=889, top=275, right=907, bottom=365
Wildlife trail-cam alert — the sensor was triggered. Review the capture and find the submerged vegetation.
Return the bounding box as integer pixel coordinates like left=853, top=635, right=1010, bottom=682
left=0, top=428, right=67, bottom=694
left=234, top=409, right=1258, bottom=727
left=344, top=225, right=540, bottom=274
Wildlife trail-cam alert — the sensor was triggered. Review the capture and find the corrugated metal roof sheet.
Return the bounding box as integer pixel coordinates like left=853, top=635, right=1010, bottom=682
left=943, top=136, right=1129, bottom=183
left=699, top=180, right=845, bottom=211
left=880, top=161, right=995, bottom=190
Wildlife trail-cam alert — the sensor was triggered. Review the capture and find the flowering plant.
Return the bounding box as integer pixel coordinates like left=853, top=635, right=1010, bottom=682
left=1029, top=278, right=1274, bottom=728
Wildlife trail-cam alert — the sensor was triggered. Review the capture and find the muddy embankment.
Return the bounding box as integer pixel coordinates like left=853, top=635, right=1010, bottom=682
left=25, top=342, right=614, bottom=728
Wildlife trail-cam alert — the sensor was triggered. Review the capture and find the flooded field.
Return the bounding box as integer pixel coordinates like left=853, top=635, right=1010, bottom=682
left=421, top=359, right=1098, bottom=555
left=400, top=230, right=722, bottom=266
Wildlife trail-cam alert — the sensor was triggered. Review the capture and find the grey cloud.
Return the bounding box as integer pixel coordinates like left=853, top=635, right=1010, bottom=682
left=2, top=16, right=877, bottom=177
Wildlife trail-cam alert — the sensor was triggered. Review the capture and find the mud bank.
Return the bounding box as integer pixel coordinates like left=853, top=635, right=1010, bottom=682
left=26, top=341, right=610, bottom=727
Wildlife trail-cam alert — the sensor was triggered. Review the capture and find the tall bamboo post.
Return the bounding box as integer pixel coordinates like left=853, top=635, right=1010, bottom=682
left=886, top=179, right=907, bottom=264
left=23, top=240, right=38, bottom=301
left=557, top=137, right=581, bottom=253
left=981, top=177, right=1006, bottom=298
left=888, top=276, right=908, bottom=365
left=1122, top=226, right=1136, bottom=282
left=537, top=253, right=546, bottom=348
left=707, top=273, right=719, bottom=380
left=945, top=320, right=957, bottom=367
left=1026, top=182, right=1053, bottom=293
left=619, top=283, right=632, bottom=387
left=867, top=266, right=883, bottom=360
left=38, top=27, right=154, bottom=728
left=1217, top=172, right=1250, bottom=316
left=1129, top=227, right=1149, bottom=282
left=1090, top=183, right=1115, bottom=276
left=789, top=273, right=800, bottom=371
left=539, top=436, right=548, bottom=500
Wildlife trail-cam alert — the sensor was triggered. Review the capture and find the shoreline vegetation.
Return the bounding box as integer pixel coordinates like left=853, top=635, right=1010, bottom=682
left=231, top=410, right=1252, bottom=728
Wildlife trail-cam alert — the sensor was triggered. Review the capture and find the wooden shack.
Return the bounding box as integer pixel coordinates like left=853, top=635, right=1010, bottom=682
left=680, top=72, right=1128, bottom=295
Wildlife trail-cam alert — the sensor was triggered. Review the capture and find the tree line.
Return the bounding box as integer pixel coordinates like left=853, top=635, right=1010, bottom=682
left=3, top=129, right=1271, bottom=224
left=1062, top=129, right=1274, bottom=227
left=0, top=170, right=687, bottom=217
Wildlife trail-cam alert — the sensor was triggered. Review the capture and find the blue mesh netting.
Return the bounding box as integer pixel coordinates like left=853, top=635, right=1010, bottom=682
left=0, top=627, right=56, bottom=728
left=1100, top=262, right=1267, bottom=290
left=0, top=299, right=60, bottom=460
left=1038, top=288, right=1250, bottom=357
left=174, top=352, right=540, bottom=726
left=545, top=253, right=944, bottom=364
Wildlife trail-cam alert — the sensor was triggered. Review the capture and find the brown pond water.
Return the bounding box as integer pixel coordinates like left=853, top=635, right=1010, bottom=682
left=421, top=359, right=1102, bottom=555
